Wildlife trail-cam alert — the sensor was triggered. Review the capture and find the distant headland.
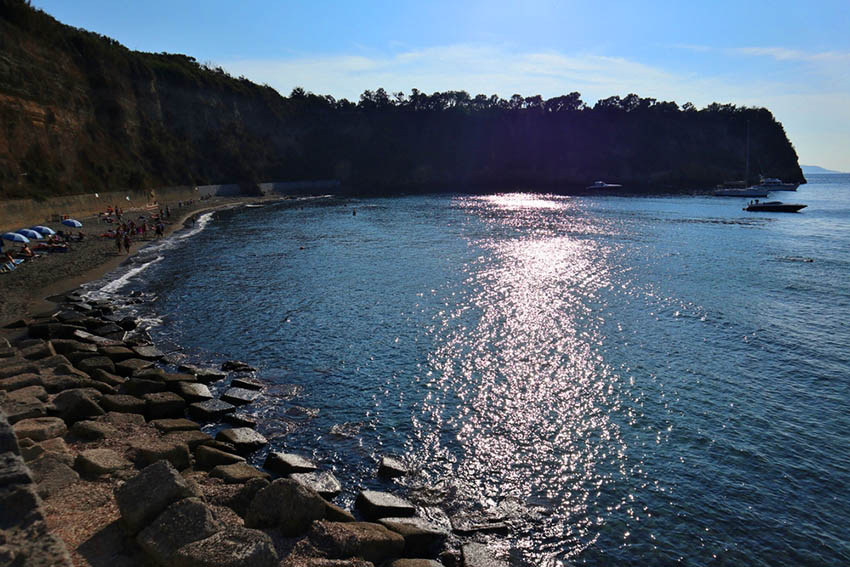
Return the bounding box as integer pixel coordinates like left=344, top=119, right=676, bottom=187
left=801, top=165, right=846, bottom=175
left=0, top=0, right=803, bottom=199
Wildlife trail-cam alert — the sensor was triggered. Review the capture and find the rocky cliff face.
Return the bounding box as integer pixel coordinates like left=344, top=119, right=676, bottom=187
left=0, top=0, right=803, bottom=199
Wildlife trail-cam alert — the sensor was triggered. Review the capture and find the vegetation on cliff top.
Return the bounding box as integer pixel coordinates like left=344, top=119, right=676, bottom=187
left=0, top=0, right=802, bottom=199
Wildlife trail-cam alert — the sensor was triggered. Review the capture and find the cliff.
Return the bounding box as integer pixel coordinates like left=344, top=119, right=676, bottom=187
left=0, top=0, right=803, bottom=199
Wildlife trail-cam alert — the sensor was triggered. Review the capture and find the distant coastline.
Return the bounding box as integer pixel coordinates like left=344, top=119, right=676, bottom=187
left=801, top=165, right=846, bottom=174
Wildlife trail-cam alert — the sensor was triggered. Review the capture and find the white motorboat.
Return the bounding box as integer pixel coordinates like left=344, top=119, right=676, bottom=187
left=713, top=187, right=769, bottom=197
left=585, top=181, right=622, bottom=190
left=753, top=177, right=799, bottom=191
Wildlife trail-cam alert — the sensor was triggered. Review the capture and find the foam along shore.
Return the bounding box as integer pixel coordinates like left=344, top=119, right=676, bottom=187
left=0, top=203, right=511, bottom=566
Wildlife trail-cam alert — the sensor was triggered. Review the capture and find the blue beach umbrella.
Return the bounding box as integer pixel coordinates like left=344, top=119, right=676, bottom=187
left=61, top=219, right=83, bottom=228
left=1, top=232, right=30, bottom=243
left=31, top=225, right=56, bottom=236
left=16, top=229, right=42, bottom=240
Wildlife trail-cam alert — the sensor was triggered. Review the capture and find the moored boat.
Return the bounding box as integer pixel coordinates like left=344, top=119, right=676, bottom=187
left=743, top=200, right=806, bottom=212
left=753, top=177, right=799, bottom=191
left=586, top=181, right=622, bottom=190
left=714, top=187, right=769, bottom=197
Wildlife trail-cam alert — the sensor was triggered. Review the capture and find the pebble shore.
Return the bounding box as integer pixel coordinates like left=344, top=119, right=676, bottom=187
left=0, top=201, right=511, bottom=566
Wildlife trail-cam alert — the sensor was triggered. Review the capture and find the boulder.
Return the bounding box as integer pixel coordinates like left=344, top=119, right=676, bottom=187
left=324, top=501, right=357, bottom=523
left=100, top=394, right=146, bottom=415
left=115, top=358, right=154, bottom=377
left=379, top=517, right=448, bottom=558
left=88, top=368, right=126, bottom=387
left=0, top=395, right=47, bottom=423
left=175, top=382, right=213, bottom=403
left=144, top=391, right=186, bottom=420
left=132, top=345, right=163, bottom=360
left=164, top=430, right=213, bottom=450
left=171, top=526, right=278, bottom=567
left=136, top=497, right=223, bottom=566
left=29, top=454, right=80, bottom=497
left=100, top=411, right=146, bottom=427
left=49, top=339, right=96, bottom=356
left=291, top=471, right=342, bottom=500
left=20, top=437, right=74, bottom=466
left=227, top=477, right=269, bottom=517
left=7, top=385, right=48, bottom=402
left=388, top=560, right=444, bottom=567
left=72, top=329, right=122, bottom=347
left=214, top=427, right=267, bottom=453
left=118, top=317, right=138, bottom=331
left=220, top=387, right=260, bottom=406
left=230, top=376, right=263, bottom=391
left=355, top=491, right=416, bottom=520
left=70, top=420, right=118, bottom=440
left=52, top=388, right=105, bottom=423
left=131, top=438, right=191, bottom=470
left=195, top=445, right=245, bottom=469
left=309, top=520, right=405, bottom=564
left=0, top=451, right=33, bottom=485
left=121, top=378, right=167, bottom=396
left=210, top=462, right=270, bottom=484
left=39, top=373, right=86, bottom=393
left=221, top=360, right=256, bottom=373
left=189, top=399, right=235, bottom=421
left=20, top=341, right=56, bottom=361
left=134, top=367, right=167, bottom=381
left=151, top=418, right=200, bottom=433
left=0, top=362, right=39, bottom=380
left=99, top=346, right=136, bottom=362
left=378, top=456, right=408, bottom=478
left=75, top=448, right=132, bottom=476
left=76, top=356, right=116, bottom=375
left=462, top=543, right=509, bottom=567
left=28, top=322, right=83, bottom=340
left=223, top=412, right=258, bottom=428
left=264, top=452, right=317, bottom=475
left=245, top=478, right=326, bottom=535
left=115, top=460, right=197, bottom=533
left=178, top=364, right=227, bottom=383
left=12, top=417, right=67, bottom=442
left=94, top=323, right=125, bottom=337
left=160, top=372, right=197, bottom=386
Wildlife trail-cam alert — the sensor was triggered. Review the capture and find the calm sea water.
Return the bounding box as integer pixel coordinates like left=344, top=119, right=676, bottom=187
left=92, top=174, right=850, bottom=566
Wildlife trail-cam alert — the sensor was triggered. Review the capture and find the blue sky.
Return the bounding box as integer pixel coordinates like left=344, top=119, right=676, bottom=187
left=33, top=0, right=850, bottom=171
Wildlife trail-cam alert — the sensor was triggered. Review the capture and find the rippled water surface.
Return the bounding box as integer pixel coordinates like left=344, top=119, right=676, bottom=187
left=103, top=175, right=850, bottom=565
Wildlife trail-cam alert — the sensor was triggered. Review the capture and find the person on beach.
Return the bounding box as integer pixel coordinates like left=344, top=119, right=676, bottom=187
left=115, top=231, right=123, bottom=254
left=123, top=232, right=131, bottom=254
left=155, top=222, right=163, bottom=238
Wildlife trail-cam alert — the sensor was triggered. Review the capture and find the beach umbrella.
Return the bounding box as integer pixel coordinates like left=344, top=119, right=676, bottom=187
left=31, top=225, right=56, bottom=236
left=1, top=232, right=29, bottom=243
left=61, top=219, right=83, bottom=228
left=16, top=229, right=42, bottom=240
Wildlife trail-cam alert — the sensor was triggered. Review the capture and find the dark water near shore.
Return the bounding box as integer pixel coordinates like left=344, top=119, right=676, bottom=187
left=90, top=175, right=850, bottom=565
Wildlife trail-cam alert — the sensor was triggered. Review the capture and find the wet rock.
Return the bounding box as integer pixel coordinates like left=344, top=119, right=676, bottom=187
left=210, top=462, right=271, bottom=484
left=264, top=452, right=317, bottom=475
left=115, top=460, right=196, bottom=533
left=49, top=339, right=97, bottom=356
left=118, top=317, right=138, bottom=331
left=189, top=399, right=235, bottom=421
left=115, top=358, right=154, bottom=377
left=94, top=323, right=125, bottom=337
left=223, top=412, right=258, bottom=428
left=449, top=514, right=509, bottom=536
left=221, top=360, right=256, bottom=373
left=70, top=420, right=118, bottom=440
left=29, top=322, right=84, bottom=340
left=389, top=560, right=443, bottom=567
left=230, top=376, right=263, bottom=391
left=132, top=345, right=163, bottom=360
left=76, top=356, right=116, bottom=375
left=171, top=526, right=278, bottom=567
left=355, top=491, right=416, bottom=521
left=324, top=500, right=357, bottom=523
left=378, top=456, right=409, bottom=479
left=215, top=427, right=267, bottom=453
left=55, top=310, right=87, bottom=324
left=160, top=372, right=197, bottom=387
left=379, top=517, right=448, bottom=557
left=143, top=391, right=186, bottom=420
left=12, top=417, right=67, bottom=442
left=175, top=382, right=213, bottom=403
left=137, top=497, right=223, bottom=566
left=151, top=418, right=200, bottom=433
left=309, top=520, right=405, bottom=564
left=245, top=478, right=326, bottom=535
left=462, top=543, right=509, bottom=567
left=75, top=448, right=132, bottom=476
left=178, top=364, right=227, bottom=383
left=131, top=438, right=191, bottom=470
left=30, top=454, right=80, bottom=498
left=134, top=367, right=167, bottom=381
left=52, top=388, right=105, bottom=423
left=291, top=470, right=342, bottom=500
left=195, top=445, right=245, bottom=469
left=220, top=387, right=260, bottom=406
left=100, top=394, right=146, bottom=415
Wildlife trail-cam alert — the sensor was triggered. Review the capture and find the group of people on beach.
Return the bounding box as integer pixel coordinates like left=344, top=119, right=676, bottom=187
left=104, top=217, right=166, bottom=254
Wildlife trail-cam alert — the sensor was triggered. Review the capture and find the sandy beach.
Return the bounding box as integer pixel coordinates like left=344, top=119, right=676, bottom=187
left=0, top=197, right=266, bottom=328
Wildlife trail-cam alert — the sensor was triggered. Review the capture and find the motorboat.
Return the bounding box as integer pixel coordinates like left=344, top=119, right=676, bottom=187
left=753, top=177, right=799, bottom=191
left=743, top=200, right=806, bottom=212
left=586, top=181, right=622, bottom=190
left=714, top=187, right=769, bottom=197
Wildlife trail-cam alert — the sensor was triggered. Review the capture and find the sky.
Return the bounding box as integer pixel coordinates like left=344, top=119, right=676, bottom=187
left=32, top=0, right=850, bottom=171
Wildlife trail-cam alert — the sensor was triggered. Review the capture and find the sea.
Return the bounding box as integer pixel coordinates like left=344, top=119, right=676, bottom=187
left=85, top=174, right=850, bottom=566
